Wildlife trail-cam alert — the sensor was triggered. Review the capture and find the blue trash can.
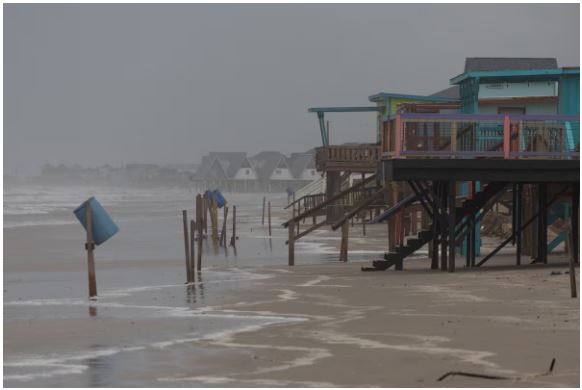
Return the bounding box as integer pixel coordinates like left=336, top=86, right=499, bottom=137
left=73, top=197, right=119, bottom=245
left=205, top=189, right=226, bottom=208
left=213, top=190, right=226, bottom=208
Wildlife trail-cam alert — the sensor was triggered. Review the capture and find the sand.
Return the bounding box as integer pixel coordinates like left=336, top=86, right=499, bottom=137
left=4, top=188, right=580, bottom=387
left=5, top=257, right=579, bottom=387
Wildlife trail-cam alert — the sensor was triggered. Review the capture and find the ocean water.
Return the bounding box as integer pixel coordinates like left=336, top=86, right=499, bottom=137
left=3, top=184, right=385, bottom=386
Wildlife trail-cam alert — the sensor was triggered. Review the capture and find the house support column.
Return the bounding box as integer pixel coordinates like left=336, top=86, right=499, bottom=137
left=516, top=183, right=522, bottom=266
left=448, top=180, right=456, bottom=272
left=572, top=183, right=579, bottom=264
left=440, top=182, right=448, bottom=272
left=538, top=183, right=548, bottom=264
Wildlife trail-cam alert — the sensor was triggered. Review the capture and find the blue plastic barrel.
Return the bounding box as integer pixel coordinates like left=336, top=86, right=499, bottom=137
left=73, top=197, right=119, bottom=245
left=205, top=189, right=226, bottom=208
left=213, top=190, right=226, bottom=208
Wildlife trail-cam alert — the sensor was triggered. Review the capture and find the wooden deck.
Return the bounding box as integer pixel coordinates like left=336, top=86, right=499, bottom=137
left=315, top=144, right=380, bottom=172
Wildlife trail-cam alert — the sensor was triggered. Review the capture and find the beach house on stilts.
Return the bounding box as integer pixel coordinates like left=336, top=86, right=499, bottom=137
left=284, top=58, right=579, bottom=273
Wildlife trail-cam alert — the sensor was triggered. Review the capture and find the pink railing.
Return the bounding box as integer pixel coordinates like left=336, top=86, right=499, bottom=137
left=380, top=113, right=580, bottom=160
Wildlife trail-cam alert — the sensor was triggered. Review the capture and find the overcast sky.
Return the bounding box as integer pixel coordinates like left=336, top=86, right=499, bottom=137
left=4, top=4, right=580, bottom=174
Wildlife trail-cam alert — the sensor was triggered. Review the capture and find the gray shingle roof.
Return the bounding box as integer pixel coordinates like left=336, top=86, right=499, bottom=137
left=250, top=151, right=290, bottom=181
left=208, top=152, right=248, bottom=178
left=464, top=58, right=558, bottom=73
left=194, top=155, right=229, bottom=180
left=429, top=86, right=460, bottom=100
left=289, top=153, right=315, bottom=178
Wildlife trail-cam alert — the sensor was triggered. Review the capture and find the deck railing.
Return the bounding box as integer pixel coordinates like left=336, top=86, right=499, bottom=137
left=315, top=144, right=380, bottom=170
left=381, top=113, right=580, bottom=160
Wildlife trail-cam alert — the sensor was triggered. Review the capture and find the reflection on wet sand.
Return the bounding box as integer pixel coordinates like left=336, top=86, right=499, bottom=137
left=87, top=344, right=113, bottom=387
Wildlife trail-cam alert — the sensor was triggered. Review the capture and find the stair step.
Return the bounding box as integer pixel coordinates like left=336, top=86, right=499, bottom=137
left=372, top=259, right=402, bottom=271
left=406, top=238, right=421, bottom=247
left=383, top=252, right=401, bottom=261
left=418, top=230, right=432, bottom=240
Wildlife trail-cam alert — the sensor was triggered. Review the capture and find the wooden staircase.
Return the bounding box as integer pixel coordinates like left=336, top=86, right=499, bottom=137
left=364, top=181, right=508, bottom=271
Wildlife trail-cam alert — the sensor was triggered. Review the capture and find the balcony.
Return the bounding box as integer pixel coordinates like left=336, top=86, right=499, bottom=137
left=315, top=144, right=380, bottom=172
left=380, top=113, right=580, bottom=160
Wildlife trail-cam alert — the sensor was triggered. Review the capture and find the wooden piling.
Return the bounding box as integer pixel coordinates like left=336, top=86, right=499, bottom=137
left=211, top=196, right=219, bottom=243
left=262, top=196, right=266, bottom=225
left=220, top=206, right=229, bottom=247
left=567, top=227, right=577, bottom=298
left=196, top=195, right=203, bottom=272
left=362, top=211, right=366, bottom=236
left=182, top=210, right=191, bottom=283
left=230, top=206, right=237, bottom=247
left=570, top=183, right=579, bottom=298
left=448, top=180, right=456, bottom=273
left=268, top=201, right=272, bottom=236
left=340, top=222, right=349, bottom=262
left=190, top=220, right=195, bottom=280
left=288, top=219, right=295, bottom=266
left=85, top=201, right=97, bottom=298
left=203, top=194, right=208, bottom=235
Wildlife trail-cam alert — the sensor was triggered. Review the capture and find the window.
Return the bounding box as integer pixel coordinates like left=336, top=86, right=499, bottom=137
left=245, top=169, right=250, bottom=175
left=275, top=169, right=282, bottom=174
left=311, top=170, right=315, bottom=175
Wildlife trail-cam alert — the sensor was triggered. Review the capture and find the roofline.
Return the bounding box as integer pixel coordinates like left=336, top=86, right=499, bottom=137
left=307, top=106, right=380, bottom=113
left=450, top=67, right=580, bottom=84
left=368, top=92, right=459, bottom=103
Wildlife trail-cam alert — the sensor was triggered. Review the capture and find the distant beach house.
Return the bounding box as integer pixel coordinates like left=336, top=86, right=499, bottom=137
left=289, top=152, right=319, bottom=181
left=192, top=150, right=318, bottom=193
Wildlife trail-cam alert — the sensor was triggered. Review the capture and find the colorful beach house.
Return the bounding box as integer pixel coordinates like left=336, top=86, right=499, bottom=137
left=285, top=57, right=579, bottom=273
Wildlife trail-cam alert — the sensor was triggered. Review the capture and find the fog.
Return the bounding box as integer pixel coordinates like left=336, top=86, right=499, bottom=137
left=4, top=3, right=580, bottom=175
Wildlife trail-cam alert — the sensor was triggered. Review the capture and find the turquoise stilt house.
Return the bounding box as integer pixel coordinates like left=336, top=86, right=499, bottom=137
left=449, top=58, right=580, bottom=256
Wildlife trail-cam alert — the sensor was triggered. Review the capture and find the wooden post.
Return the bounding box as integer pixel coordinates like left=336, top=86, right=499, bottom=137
left=211, top=197, right=219, bottom=243
left=395, top=115, right=402, bottom=157
left=262, top=196, right=266, bottom=225
left=362, top=211, right=367, bottom=236
left=503, top=115, right=510, bottom=159
left=196, top=195, right=203, bottom=272
left=182, top=210, right=191, bottom=283
left=567, top=227, right=577, bottom=298
left=205, top=195, right=209, bottom=236
left=85, top=201, right=97, bottom=298
left=448, top=180, right=456, bottom=272
left=268, top=201, right=272, bottom=236
left=288, top=219, right=295, bottom=266
left=538, top=183, right=548, bottom=264
left=190, top=220, right=196, bottom=280
left=220, top=206, right=229, bottom=247
left=203, top=194, right=208, bottom=235
left=296, top=205, right=300, bottom=235
left=516, top=183, right=522, bottom=266
left=230, top=206, right=237, bottom=247
left=440, top=183, right=448, bottom=271
left=451, top=120, right=457, bottom=157
left=340, top=221, right=349, bottom=262
left=570, top=183, right=579, bottom=298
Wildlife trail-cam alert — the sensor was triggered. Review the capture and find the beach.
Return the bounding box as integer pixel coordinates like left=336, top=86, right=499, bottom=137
left=3, top=185, right=580, bottom=387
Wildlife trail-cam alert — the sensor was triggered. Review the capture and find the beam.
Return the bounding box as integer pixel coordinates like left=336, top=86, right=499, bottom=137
left=308, top=106, right=381, bottom=113
left=286, top=220, right=327, bottom=245
left=331, top=188, right=385, bottom=230
left=408, top=181, right=434, bottom=219
left=476, top=185, right=570, bottom=267
left=282, top=174, right=377, bottom=227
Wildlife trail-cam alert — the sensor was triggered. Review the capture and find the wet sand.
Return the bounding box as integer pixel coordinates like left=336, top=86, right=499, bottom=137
left=5, top=257, right=579, bottom=387
left=4, top=188, right=580, bottom=387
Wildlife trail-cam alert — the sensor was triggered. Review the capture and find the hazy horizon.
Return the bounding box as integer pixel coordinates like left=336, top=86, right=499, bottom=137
left=4, top=3, right=580, bottom=175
